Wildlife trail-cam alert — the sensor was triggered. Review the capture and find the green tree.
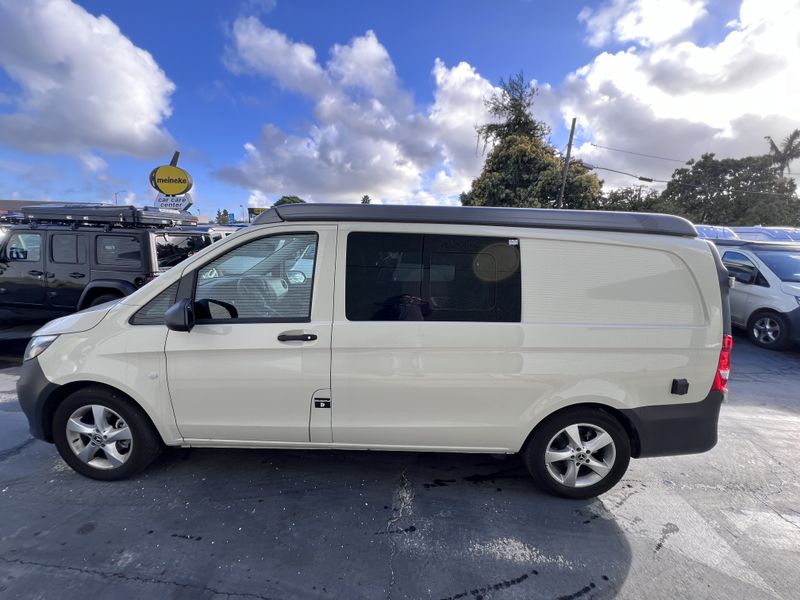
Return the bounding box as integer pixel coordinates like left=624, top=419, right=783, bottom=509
left=601, top=186, right=663, bottom=212
left=215, top=209, right=231, bottom=225
left=765, top=129, right=800, bottom=177
left=659, top=153, right=799, bottom=225
left=361, top=194, right=372, bottom=204
left=462, top=73, right=602, bottom=209
left=273, top=195, right=305, bottom=206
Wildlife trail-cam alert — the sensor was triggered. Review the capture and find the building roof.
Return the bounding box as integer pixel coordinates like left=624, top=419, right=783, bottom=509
left=252, top=203, right=697, bottom=237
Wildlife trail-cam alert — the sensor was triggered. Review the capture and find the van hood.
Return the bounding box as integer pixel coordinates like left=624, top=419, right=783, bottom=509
left=780, top=282, right=800, bottom=296
left=34, top=299, right=119, bottom=336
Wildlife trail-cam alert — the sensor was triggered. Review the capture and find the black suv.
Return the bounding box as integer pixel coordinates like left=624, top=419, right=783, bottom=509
left=0, top=204, right=210, bottom=324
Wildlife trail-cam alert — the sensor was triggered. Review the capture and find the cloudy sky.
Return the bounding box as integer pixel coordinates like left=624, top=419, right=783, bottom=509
left=0, top=0, right=798, bottom=217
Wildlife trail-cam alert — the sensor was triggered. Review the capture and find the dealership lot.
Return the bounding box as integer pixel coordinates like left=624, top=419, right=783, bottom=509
left=0, top=335, right=798, bottom=599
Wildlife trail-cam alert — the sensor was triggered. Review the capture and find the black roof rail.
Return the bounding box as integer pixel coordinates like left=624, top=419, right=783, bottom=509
left=19, top=204, right=198, bottom=228
left=252, top=203, right=697, bottom=237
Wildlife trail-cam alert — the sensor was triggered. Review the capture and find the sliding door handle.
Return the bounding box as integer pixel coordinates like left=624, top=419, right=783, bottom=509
left=277, top=332, right=318, bottom=342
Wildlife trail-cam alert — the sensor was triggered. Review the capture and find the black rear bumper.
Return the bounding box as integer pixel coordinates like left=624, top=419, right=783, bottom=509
left=621, top=390, right=725, bottom=458
left=16, top=357, right=58, bottom=442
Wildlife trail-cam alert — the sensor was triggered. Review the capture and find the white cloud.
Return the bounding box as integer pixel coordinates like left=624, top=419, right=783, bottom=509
left=79, top=152, right=108, bottom=173
left=579, top=0, right=707, bottom=47
left=220, top=21, right=499, bottom=203
left=0, top=0, right=175, bottom=158
left=564, top=0, right=800, bottom=189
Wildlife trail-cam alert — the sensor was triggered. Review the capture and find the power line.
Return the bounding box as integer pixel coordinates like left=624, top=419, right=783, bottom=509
left=589, top=143, right=688, bottom=164
left=586, top=164, right=799, bottom=199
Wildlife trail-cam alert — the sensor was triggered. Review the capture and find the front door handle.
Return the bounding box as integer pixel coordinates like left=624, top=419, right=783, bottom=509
left=277, top=332, right=318, bottom=342
left=28, top=270, right=43, bottom=277
left=69, top=272, right=86, bottom=279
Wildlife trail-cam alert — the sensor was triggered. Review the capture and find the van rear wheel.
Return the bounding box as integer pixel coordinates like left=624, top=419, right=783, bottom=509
left=524, top=408, right=630, bottom=499
left=52, top=387, right=162, bottom=481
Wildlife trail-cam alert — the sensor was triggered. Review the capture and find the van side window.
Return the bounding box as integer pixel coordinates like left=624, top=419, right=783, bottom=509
left=346, top=233, right=521, bottom=322
left=51, top=234, right=78, bottom=264
left=97, top=235, right=142, bottom=268
left=130, top=282, right=179, bottom=325
left=5, top=232, right=41, bottom=262
left=194, top=233, right=317, bottom=322
left=722, top=251, right=757, bottom=283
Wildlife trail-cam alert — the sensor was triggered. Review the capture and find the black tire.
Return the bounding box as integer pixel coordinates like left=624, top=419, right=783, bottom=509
left=52, top=386, right=163, bottom=481
left=523, top=407, right=631, bottom=499
left=747, top=311, right=791, bottom=350
left=89, top=293, right=122, bottom=307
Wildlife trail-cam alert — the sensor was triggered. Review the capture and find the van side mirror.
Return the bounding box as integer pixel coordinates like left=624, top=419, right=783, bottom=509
left=733, top=270, right=756, bottom=285
left=165, top=298, right=195, bottom=332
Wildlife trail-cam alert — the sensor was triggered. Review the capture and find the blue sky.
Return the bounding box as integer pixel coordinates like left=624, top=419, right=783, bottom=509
left=0, top=0, right=795, bottom=218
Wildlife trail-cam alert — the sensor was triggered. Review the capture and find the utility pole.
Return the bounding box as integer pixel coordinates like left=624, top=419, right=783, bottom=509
left=114, top=190, right=127, bottom=206
left=557, top=117, right=577, bottom=209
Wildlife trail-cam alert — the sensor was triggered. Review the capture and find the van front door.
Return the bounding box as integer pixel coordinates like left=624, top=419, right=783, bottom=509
left=722, top=251, right=757, bottom=326
left=165, top=227, right=336, bottom=443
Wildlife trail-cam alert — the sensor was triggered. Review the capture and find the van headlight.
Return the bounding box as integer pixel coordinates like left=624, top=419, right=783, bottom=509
left=24, top=335, right=58, bottom=361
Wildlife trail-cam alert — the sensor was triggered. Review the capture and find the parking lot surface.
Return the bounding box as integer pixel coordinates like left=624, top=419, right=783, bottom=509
left=0, top=333, right=798, bottom=599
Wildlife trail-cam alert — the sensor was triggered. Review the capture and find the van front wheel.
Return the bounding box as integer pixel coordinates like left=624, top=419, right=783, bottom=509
left=524, top=408, right=630, bottom=499
left=52, top=387, right=162, bottom=481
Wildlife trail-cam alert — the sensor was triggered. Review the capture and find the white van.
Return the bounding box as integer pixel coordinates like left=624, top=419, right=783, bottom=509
left=717, top=240, right=800, bottom=350
left=17, top=204, right=732, bottom=499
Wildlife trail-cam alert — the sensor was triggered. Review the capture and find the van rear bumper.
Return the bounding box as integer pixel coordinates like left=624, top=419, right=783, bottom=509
left=621, top=390, right=725, bottom=458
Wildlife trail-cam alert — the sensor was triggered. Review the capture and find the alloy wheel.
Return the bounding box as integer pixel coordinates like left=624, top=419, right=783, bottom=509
left=65, top=404, right=133, bottom=470
left=752, top=316, right=781, bottom=345
left=544, top=423, right=616, bottom=488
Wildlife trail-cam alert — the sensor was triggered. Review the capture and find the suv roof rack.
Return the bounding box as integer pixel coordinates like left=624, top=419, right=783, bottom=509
left=252, top=203, right=697, bottom=237
left=20, top=204, right=198, bottom=228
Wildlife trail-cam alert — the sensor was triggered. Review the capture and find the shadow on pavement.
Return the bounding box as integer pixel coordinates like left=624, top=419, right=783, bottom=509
left=0, top=446, right=632, bottom=599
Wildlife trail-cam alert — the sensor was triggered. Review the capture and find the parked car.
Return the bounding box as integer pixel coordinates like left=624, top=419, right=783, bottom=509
left=695, top=225, right=739, bottom=240
left=17, top=203, right=732, bottom=499
left=716, top=239, right=800, bottom=350
left=730, top=226, right=794, bottom=242
left=763, top=227, right=800, bottom=241
left=0, top=204, right=208, bottom=324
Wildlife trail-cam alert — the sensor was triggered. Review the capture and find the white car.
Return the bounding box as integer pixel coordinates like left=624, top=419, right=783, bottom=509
left=17, top=204, right=732, bottom=499
left=718, top=240, right=800, bottom=350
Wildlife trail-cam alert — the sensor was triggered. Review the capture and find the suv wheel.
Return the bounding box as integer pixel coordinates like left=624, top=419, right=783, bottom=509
left=52, top=387, right=162, bottom=481
left=747, top=311, right=790, bottom=350
left=524, top=407, right=630, bottom=499
left=89, top=293, right=122, bottom=307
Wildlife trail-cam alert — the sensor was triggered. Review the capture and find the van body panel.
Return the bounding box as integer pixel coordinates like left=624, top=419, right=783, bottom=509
left=17, top=212, right=728, bottom=467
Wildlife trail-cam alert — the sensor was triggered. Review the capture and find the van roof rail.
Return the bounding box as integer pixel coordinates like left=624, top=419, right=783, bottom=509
left=19, top=204, right=198, bottom=228
left=252, top=203, right=697, bottom=237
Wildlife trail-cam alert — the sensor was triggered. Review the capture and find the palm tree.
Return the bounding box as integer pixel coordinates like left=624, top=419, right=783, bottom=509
left=765, top=129, right=800, bottom=176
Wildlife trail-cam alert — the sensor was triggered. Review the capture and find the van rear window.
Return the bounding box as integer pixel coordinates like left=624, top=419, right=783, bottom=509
left=346, top=232, right=521, bottom=322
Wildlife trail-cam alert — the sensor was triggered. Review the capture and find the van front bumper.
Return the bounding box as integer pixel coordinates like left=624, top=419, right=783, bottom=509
left=16, top=356, right=58, bottom=442
left=621, top=390, right=725, bottom=458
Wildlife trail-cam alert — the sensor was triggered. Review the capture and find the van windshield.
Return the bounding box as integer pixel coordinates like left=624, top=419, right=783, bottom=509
left=155, top=234, right=212, bottom=270
left=755, top=251, right=800, bottom=282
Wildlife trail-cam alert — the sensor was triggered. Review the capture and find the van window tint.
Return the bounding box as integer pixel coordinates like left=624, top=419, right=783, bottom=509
left=97, top=235, right=142, bottom=267
left=5, top=232, right=41, bottom=262
left=722, top=251, right=757, bottom=281
left=130, top=282, right=179, bottom=325
left=195, top=233, right=317, bottom=322
left=346, top=233, right=521, bottom=322
left=51, top=234, right=78, bottom=264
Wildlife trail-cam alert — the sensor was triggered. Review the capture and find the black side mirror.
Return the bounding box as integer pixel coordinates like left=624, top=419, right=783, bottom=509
left=165, top=298, right=195, bottom=332
left=733, top=270, right=756, bottom=285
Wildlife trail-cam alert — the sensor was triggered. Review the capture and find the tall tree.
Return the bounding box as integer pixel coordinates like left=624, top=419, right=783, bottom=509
left=659, top=153, right=799, bottom=225
left=215, top=209, right=231, bottom=225
left=361, top=194, right=372, bottom=204
left=601, top=186, right=663, bottom=212
left=462, top=73, right=602, bottom=209
left=765, top=129, right=800, bottom=176
left=273, top=196, right=305, bottom=206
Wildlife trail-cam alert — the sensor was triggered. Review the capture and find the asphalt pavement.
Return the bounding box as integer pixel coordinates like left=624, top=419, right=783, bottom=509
left=0, top=333, right=798, bottom=599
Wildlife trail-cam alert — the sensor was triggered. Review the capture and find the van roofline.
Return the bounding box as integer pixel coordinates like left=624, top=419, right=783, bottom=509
left=252, top=203, right=697, bottom=237
left=712, top=239, right=800, bottom=251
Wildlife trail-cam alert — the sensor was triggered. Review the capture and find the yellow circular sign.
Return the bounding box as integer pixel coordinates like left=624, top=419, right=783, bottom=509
left=149, top=165, right=192, bottom=196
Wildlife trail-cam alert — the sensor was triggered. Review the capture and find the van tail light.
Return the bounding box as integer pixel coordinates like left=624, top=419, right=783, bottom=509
left=711, top=335, right=733, bottom=392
